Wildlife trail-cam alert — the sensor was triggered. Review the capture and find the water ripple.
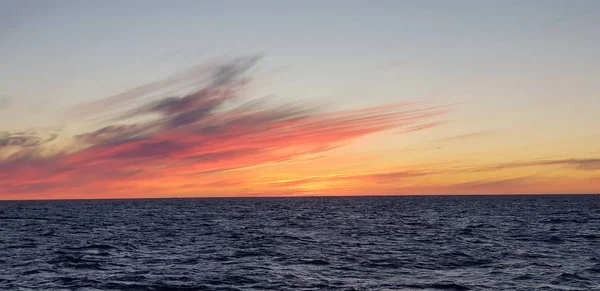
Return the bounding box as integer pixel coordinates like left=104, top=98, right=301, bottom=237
left=1, top=195, right=599, bottom=290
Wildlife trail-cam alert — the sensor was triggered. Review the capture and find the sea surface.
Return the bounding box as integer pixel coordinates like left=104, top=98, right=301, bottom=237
left=1, top=195, right=599, bottom=291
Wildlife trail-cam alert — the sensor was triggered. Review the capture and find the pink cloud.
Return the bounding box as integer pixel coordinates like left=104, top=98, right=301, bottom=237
left=0, top=57, right=448, bottom=199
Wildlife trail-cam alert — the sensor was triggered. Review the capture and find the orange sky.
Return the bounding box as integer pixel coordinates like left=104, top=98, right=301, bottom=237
left=1, top=57, right=598, bottom=200
left=3, top=1, right=600, bottom=200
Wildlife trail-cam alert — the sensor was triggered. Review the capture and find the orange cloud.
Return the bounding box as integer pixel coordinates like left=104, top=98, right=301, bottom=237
left=7, top=56, right=594, bottom=200
left=0, top=56, right=448, bottom=200
left=464, top=158, right=600, bottom=172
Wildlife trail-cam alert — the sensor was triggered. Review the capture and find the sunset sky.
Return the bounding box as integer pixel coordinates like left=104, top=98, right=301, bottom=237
left=1, top=0, right=599, bottom=199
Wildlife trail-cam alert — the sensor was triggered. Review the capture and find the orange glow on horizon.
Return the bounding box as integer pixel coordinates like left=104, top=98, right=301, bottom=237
left=1, top=57, right=599, bottom=200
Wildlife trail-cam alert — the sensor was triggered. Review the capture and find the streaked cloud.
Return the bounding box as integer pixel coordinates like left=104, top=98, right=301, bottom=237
left=0, top=56, right=448, bottom=199
left=441, top=176, right=536, bottom=192
left=478, top=158, right=600, bottom=172
left=269, top=170, right=433, bottom=188
left=434, top=130, right=497, bottom=143
left=0, top=128, right=59, bottom=148
left=65, top=56, right=261, bottom=121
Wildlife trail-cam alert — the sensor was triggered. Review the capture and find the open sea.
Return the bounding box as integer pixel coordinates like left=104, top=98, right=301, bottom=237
left=1, top=195, right=599, bottom=291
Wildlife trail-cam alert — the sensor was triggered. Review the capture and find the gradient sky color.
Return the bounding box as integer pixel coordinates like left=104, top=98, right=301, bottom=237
left=1, top=0, right=599, bottom=199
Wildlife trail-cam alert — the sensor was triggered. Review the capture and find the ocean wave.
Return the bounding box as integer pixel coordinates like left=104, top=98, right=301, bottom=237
left=1, top=195, right=599, bottom=290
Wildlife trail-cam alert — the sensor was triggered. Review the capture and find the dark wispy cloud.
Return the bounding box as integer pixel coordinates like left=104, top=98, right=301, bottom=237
left=395, top=121, right=447, bottom=134
left=66, top=56, right=261, bottom=121
left=398, top=176, right=543, bottom=195
left=0, top=129, right=58, bottom=148
left=434, top=130, right=497, bottom=143
left=74, top=124, right=149, bottom=146
left=0, top=56, right=449, bottom=198
left=478, top=158, right=600, bottom=172
left=445, top=176, right=535, bottom=190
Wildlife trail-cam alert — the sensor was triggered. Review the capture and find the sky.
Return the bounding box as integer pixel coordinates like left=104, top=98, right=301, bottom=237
left=1, top=0, right=599, bottom=199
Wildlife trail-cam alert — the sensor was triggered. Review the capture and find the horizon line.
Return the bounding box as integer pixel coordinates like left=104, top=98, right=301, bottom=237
left=1, top=193, right=598, bottom=202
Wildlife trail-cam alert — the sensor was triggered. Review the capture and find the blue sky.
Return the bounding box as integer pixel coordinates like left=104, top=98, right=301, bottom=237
left=1, top=0, right=599, bottom=150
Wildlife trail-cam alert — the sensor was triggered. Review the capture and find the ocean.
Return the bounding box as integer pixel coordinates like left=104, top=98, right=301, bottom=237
left=1, top=195, right=599, bottom=290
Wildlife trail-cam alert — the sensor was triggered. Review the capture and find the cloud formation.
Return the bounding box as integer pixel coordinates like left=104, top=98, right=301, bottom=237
left=268, top=170, right=433, bottom=189
left=434, top=130, right=497, bottom=143
left=0, top=129, right=58, bottom=148
left=0, top=56, right=448, bottom=199
left=473, top=158, right=600, bottom=172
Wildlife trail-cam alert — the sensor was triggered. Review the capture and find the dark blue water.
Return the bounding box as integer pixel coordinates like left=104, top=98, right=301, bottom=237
left=1, top=195, right=599, bottom=291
